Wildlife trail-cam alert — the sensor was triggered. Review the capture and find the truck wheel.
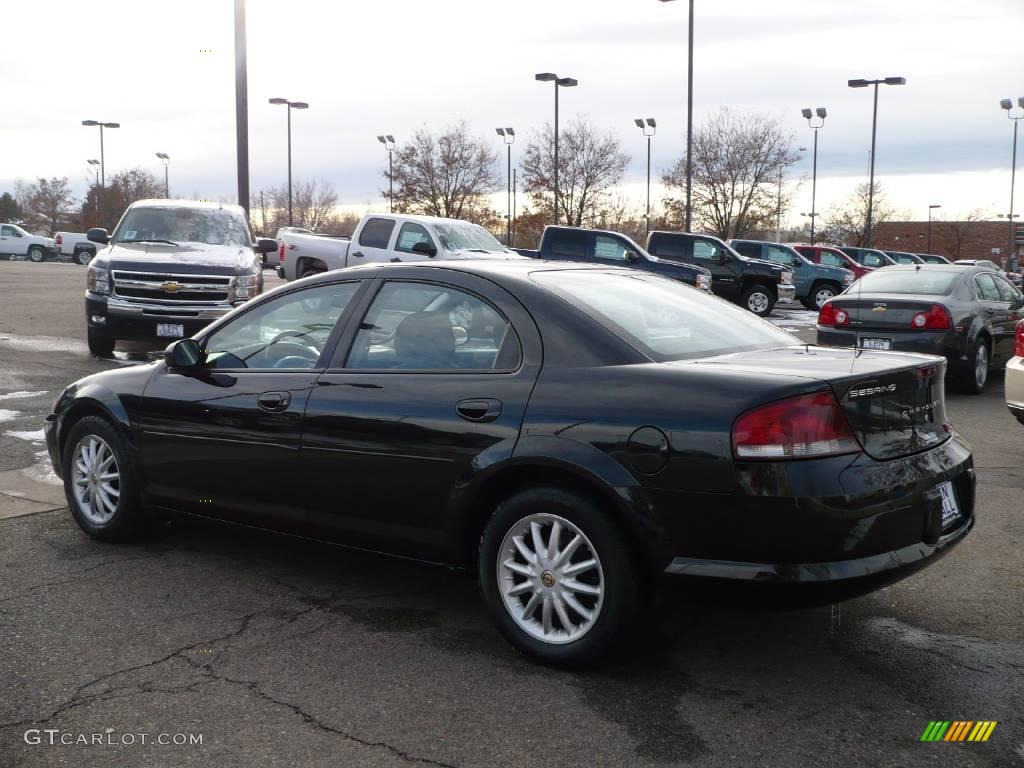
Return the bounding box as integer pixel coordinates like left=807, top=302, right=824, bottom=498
left=810, top=282, right=840, bottom=310
left=298, top=263, right=326, bottom=280
left=87, top=328, right=115, bottom=358
left=28, top=246, right=45, bottom=263
left=75, top=248, right=93, bottom=266
left=741, top=285, right=775, bottom=317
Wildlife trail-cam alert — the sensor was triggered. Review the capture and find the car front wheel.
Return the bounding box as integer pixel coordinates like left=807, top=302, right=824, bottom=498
left=87, top=327, right=116, bottom=357
left=478, top=487, right=638, bottom=667
left=741, top=285, right=775, bottom=317
left=62, top=416, right=144, bottom=541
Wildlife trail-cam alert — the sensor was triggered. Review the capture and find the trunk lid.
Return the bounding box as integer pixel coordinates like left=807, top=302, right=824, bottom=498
left=691, top=346, right=950, bottom=460
left=829, top=293, right=948, bottom=331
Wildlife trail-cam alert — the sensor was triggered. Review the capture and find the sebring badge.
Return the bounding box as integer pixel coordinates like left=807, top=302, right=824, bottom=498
left=848, top=383, right=897, bottom=399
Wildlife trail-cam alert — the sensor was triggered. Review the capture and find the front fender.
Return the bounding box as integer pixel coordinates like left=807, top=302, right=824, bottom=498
left=53, top=383, right=139, bottom=481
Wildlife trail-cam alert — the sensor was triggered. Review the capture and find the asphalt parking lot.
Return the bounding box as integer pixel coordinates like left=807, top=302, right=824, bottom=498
left=0, top=260, right=1021, bottom=768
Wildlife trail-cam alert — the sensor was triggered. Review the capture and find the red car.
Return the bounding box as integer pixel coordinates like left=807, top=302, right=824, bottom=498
left=793, top=244, right=874, bottom=280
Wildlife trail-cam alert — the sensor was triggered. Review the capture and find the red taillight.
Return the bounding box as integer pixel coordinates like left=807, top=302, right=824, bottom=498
left=732, top=392, right=861, bottom=460
left=910, top=304, right=951, bottom=330
left=55, top=234, right=63, bottom=245
left=278, top=242, right=285, bottom=263
left=1015, top=321, right=1024, bottom=357
left=817, top=303, right=849, bottom=326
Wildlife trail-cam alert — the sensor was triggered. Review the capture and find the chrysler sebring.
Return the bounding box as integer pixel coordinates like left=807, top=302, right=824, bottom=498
left=45, top=261, right=975, bottom=665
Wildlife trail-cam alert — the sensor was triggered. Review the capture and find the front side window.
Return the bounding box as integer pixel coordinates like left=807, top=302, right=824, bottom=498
left=203, top=282, right=360, bottom=369
left=859, top=252, right=885, bottom=267
left=358, top=218, right=396, bottom=249
left=692, top=239, right=721, bottom=261
left=346, top=281, right=521, bottom=371
left=764, top=246, right=796, bottom=267
left=394, top=222, right=432, bottom=254
left=975, top=273, right=1001, bottom=301
left=593, top=235, right=632, bottom=262
left=114, top=206, right=251, bottom=247
left=820, top=252, right=845, bottom=267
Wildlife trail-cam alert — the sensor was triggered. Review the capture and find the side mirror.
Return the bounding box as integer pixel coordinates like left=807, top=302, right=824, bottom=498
left=412, top=241, right=438, bottom=257
left=164, top=338, right=205, bottom=370
left=256, top=238, right=278, bottom=253
left=87, top=228, right=109, bottom=244
left=625, top=250, right=640, bottom=262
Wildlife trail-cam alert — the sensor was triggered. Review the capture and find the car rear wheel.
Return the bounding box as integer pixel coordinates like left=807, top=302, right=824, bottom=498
left=27, top=246, right=45, bottom=262
left=478, top=487, right=638, bottom=667
left=955, top=338, right=989, bottom=394
left=87, top=327, right=115, bottom=358
left=74, top=248, right=93, bottom=265
left=741, top=285, right=775, bottom=317
left=62, top=416, right=144, bottom=541
left=298, top=263, right=326, bottom=279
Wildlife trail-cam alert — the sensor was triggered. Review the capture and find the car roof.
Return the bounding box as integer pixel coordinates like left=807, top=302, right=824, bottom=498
left=127, top=199, right=246, bottom=214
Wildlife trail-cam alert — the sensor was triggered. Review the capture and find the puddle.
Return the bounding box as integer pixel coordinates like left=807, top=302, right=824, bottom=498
left=5, top=429, right=45, bottom=443
left=0, top=391, right=48, bottom=401
left=22, top=449, right=61, bottom=486
left=0, top=409, right=21, bottom=422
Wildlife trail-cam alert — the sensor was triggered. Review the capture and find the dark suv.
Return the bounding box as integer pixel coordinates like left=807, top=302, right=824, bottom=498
left=645, top=231, right=795, bottom=316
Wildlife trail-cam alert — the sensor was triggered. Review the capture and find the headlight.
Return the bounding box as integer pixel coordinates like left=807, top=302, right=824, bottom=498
left=696, top=273, right=712, bottom=292
left=842, top=273, right=855, bottom=285
left=781, top=271, right=794, bottom=285
left=232, top=274, right=261, bottom=303
left=86, top=265, right=110, bottom=294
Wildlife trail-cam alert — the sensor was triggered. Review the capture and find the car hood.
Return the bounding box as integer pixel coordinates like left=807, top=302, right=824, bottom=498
left=443, top=249, right=529, bottom=260
left=737, top=256, right=787, bottom=274
left=811, top=263, right=854, bottom=279
left=95, top=241, right=259, bottom=275
left=645, top=253, right=712, bottom=276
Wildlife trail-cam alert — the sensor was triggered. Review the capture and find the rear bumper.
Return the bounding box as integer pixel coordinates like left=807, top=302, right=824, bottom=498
left=86, top=293, right=233, bottom=341
left=816, top=326, right=965, bottom=366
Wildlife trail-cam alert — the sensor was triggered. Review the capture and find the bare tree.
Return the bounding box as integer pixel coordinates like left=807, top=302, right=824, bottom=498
left=387, top=122, right=501, bottom=224
left=80, top=168, right=164, bottom=230
left=662, top=109, right=800, bottom=239
left=263, top=179, right=340, bottom=232
left=522, top=118, right=630, bottom=227
left=18, top=177, right=75, bottom=234
left=819, top=182, right=897, bottom=247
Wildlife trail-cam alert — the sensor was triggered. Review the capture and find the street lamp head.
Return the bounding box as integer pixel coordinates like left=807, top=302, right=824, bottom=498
left=535, top=73, right=557, bottom=82
left=81, top=119, right=98, bottom=126
left=87, top=159, right=100, bottom=166
left=557, top=77, right=578, bottom=87
left=496, top=128, right=505, bottom=136
left=102, top=122, right=120, bottom=128
left=646, top=118, right=656, bottom=128
left=506, top=127, right=515, bottom=136
left=377, top=135, right=386, bottom=143
left=269, top=98, right=288, bottom=105
left=816, top=107, right=827, bottom=119
left=801, top=108, right=812, bottom=119
left=291, top=102, right=309, bottom=109
left=1001, top=98, right=1013, bottom=110
left=155, top=152, right=169, bottom=160
left=883, top=76, right=906, bottom=86
left=386, top=135, right=395, bottom=143
left=929, top=204, right=941, bottom=209
left=848, top=79, right=869, bottom=88
left=634, top=118, right=645, bottom=128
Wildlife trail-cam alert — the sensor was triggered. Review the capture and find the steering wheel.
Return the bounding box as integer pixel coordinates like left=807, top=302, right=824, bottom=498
left=269, top=330, right=322, bottom=351
left=267, top=330, right=323, bottom=368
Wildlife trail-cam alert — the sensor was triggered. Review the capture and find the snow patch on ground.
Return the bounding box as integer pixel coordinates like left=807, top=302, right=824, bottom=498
left=22, top=449, right=61, bottom=487
left=0, top=390, right=48, bottom=401
left=5, top=429, right=45, bottom=443
left=0, top=409, right=21, bottom=422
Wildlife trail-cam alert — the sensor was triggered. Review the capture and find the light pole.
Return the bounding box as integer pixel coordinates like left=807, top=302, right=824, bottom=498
left=634, top=119, right=657, bottom=234
left=155, top=153, right=170, bottom=198
left=81, top=120, right=119, bottom=191
left=848, top=76, right=905, bottom=248
left=801, top=107, right=827, bottom=244
left=1000, top=97, right=1024, bottom=270
left=377, top=135, right=396, bottom=213
left=496, top=128, right=515, bottom=244
left=269, top=98, right=309, bottom=226
left=658, top=0, right=694, bottom=231
left=535, top=73, right=578, bottom=225
left=87, top=159, right=101, bottom=223
left=927, top=204, right=941, bottom=254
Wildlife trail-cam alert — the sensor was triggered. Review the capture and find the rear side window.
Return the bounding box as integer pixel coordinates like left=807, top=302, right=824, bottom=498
left=648, top=234, right=686, bottom=259
left=547, top=229, right=587, bottom=258
left=733, top=242, right=761, bottom=259
left=0, top=225, right=15, bottom=236
left=358, top=218, right=396, bottom=249
left=975, top=273, right=1001, bottom=301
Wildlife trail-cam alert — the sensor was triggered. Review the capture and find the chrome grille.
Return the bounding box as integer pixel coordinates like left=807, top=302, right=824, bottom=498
left=111, top=271, right=231, bottom=304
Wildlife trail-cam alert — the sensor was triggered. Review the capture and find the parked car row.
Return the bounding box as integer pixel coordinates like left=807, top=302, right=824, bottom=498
left=0, top=223, right=56, bottom=261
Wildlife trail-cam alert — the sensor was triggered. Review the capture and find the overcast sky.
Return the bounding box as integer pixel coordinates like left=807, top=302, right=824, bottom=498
left=2, top=0, right=1022, bottom=228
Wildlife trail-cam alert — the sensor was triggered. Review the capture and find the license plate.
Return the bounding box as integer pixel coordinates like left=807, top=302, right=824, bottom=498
left=156, top=323, right=184, bottom=338
left=858, top=337, right=892, bottom=351
left=937, top=481, right=960, bottom=528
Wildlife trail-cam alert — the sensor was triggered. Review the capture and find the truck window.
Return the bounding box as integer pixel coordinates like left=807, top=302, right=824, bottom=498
left=359, top=218, right=396, bottom=249
left=0, top=226, right=15, bottom=236
left=547, top=229, right=586, bottom=258
left=733, top=242, right=761, bottom=259
left=647, top=234, right=685, bottom=259
left=593, top=234, right=632, bottom=262
left=692, top=239, right=721, bottom=261
left=764, top=245, right=796, bottom=267
left=394, top=222, right=432, bottom=253
left=820, top=252, right=845, bottom=267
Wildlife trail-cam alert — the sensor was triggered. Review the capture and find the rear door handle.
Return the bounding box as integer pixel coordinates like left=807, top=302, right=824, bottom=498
left=456, top=398, right=502, bottom=423
left=390, top=257, right=402, bottom=263
left=257, top=391, right=291, bottom=412
left=352, top=251, right=365, bottom=258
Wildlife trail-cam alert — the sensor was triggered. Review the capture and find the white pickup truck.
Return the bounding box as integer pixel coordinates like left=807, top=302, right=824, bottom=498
left=275, top=213, right=517, bottom=280
left=54, top=231, right=104, bottom=265
left=0, top=223, right=57, bottom=262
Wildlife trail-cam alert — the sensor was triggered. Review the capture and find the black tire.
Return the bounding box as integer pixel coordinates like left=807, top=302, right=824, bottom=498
left=740, top=285, right=775, bottom=317
left=298, top=263, right=326, bottom=280
left=953, top=337, right=990, bottom=395
left=27, top=246, right=45, bottom=263
left=809, top=281, right=840, bottom=310
left=87, top=327, right=116, bottom=358
left=478, top=486, right=639, bottom=667
left=74, top=248, right=93, bottom=266
left=62, top=415, right=144, bottom=541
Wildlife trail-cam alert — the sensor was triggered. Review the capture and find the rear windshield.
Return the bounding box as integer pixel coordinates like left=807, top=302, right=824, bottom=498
left=854, top=269, right=959, bottom=295
left=532, top=270, right=796, bottom=361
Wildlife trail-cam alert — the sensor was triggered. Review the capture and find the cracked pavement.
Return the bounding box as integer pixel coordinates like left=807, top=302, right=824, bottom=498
left=1, top=260, right=1022, bottom=767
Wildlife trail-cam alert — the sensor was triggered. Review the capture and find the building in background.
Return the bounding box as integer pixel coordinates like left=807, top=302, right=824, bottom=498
left=874, top=220, right=1022, bottom=269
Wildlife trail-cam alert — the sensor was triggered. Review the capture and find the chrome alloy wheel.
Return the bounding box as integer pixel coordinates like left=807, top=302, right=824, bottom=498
left=975, top=343, right=988, bottom=389
left=71, top=435, right=120, bottom=524
left=814, top=287, right=836, bottom=308
left=497, top=513, right=604, bottom=644
left=747, top=291, right=770, bottom=314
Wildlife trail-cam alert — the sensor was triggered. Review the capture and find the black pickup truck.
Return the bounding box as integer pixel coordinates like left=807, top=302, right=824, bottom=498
left=515, top=226, right=712, bottom=292
left=644, top=231, right=795, bottom=316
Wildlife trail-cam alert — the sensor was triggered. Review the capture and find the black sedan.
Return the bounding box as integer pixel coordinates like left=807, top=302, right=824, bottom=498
left=45, top=261, right=975, bottom=666
left=817, top=265, right=1023, bottom=393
